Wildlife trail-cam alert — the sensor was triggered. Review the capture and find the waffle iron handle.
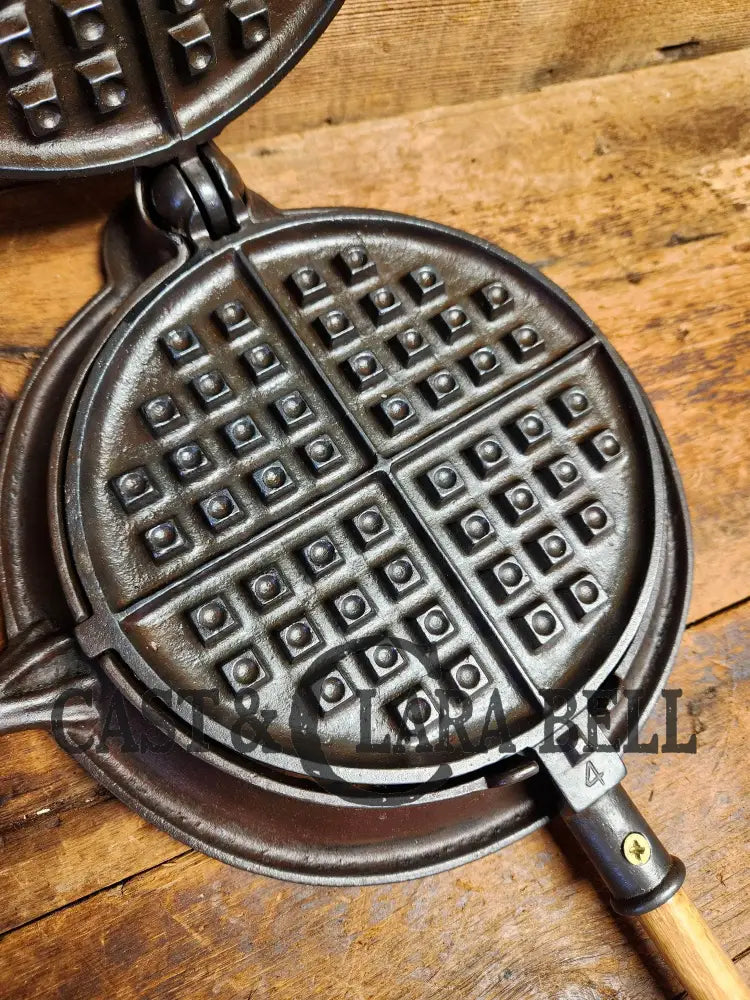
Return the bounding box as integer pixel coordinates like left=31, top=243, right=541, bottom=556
left=0, top=622, right=98, bottom=735
left=563, top=783, right=750, bottom=1000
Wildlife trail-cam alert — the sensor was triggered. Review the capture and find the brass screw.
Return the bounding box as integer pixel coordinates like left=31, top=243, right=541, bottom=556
left=622, top=832, right=652, bottom=866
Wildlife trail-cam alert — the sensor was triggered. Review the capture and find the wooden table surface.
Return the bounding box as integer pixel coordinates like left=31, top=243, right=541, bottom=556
left=0, top=32, right=749, bottom=1000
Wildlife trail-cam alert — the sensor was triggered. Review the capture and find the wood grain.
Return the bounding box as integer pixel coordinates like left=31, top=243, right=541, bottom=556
left=0, top=39, right=749, bottom=1000
left=639, top=889, right=750, bottom=1000
left=198, top=1, right=750, bottom=140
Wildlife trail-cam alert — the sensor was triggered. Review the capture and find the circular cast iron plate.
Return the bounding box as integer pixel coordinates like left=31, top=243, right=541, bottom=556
left=0, top=205, right=692, bottom=882
left=57, top=209, right=672, bottom=788
left=0, top=0, right=341, bottom=180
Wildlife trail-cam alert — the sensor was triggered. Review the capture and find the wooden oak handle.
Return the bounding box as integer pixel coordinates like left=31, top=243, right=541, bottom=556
left=639, top=888, right=750, bottom=1000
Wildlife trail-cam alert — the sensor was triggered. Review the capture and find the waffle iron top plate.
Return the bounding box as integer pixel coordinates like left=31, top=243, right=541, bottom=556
left=0, top=0, right=341, bottom=179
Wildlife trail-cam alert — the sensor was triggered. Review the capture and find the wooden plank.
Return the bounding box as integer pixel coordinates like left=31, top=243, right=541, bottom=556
left=0, top=601, right=747, bottom=1000
left=188, top=1, right=750, bottom=140
left=0, top=173, right=126, bottom=352
left=0, top=796, right=186, bottom=935
left=0, top=729, right=186, bottom=934
left=0, top=729, right=100, bottom=833
left=0, top=354, right=37, bottom=400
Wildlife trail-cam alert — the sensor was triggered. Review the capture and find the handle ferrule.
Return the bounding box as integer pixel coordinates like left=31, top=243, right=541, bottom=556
left=563, top=783, right=685, bottom=914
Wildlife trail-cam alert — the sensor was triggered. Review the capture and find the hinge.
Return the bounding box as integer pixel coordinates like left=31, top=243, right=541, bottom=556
left=143, top=142, right=250, bottom=246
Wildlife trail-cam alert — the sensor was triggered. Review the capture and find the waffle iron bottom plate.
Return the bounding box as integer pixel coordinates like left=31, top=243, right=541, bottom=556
left=0, top=201, right=691, bottom=882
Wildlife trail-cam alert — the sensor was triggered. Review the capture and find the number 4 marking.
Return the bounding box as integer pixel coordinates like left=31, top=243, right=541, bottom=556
left=585, top=760, right=605, bottom=787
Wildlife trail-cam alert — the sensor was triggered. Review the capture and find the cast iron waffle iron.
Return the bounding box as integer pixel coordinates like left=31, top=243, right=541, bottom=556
left=0, top=4, right=747, bottom=998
